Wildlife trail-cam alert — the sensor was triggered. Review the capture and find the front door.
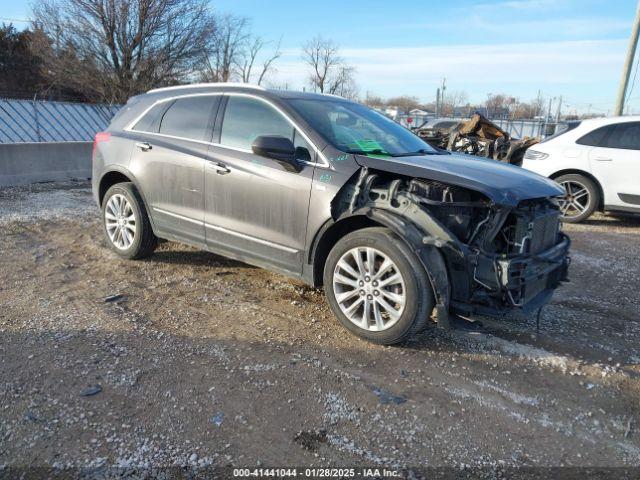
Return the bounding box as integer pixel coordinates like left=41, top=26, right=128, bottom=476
left=588, top=121, right=640, bottom=209
left=204, top=95, right=315, bottom=273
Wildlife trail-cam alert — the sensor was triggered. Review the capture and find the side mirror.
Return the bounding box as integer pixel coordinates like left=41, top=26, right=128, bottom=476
left=251, top=135, right=301, bottom=172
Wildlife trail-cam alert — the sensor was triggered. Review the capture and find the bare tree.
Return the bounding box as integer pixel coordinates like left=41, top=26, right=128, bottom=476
left=302, top=35, right=357, bottom=97
left=441, top=90, right=468, bottom=117
left=32, top=0, right=215, bottom=103
left=200, top=13, right=248, bottom=83
left=236, top=36, right=282, bottom=85
left=485, top=94, right=512, bottom=119
left=386, top=95, right=422, bottom=113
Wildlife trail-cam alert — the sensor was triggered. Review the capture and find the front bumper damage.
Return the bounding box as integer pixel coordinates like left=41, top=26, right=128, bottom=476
left=452, top=233, right=570, bottom=316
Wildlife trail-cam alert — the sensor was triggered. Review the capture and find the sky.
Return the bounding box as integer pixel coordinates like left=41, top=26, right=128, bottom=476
left=2, top=0, right=639, bottom=114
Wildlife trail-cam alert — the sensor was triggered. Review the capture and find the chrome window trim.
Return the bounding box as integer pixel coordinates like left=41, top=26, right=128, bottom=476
left=123, top=91, right=331, bottom=169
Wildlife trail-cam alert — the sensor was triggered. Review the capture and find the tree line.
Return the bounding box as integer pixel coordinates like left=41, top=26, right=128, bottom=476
left=363, top=93, right=550, bottom=121
left=0, top=0, right=358, bottom=104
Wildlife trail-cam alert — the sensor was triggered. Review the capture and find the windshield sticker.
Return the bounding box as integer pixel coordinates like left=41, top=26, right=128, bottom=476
left=346, top=139, right=391, bottom=158
left=356, top=139, right=387, bottom=153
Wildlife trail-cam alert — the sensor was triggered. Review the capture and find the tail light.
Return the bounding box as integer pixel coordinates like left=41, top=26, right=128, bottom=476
left=93, top=132, right=111, bottom=157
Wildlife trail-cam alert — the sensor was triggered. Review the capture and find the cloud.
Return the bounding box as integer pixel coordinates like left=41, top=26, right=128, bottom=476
left=270, top=39, right=626, bottom=104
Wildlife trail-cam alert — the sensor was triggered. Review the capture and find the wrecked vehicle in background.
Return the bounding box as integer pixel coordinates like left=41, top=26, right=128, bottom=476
left=415, top=113, right=540, bottom=166
left=93, top=84, right=570, bottom=345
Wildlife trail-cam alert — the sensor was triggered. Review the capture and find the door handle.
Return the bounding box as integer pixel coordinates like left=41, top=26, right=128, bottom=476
left=207, top=161, right=230, bottom=175
left=594, top=156, right=612, bottom=162
left=135, top=142, right=152, bottom=152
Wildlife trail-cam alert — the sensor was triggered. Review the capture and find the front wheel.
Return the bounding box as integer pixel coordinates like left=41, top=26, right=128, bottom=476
left=323, top=227, right=434, bottom=345
left=555, top=174, right=599, bottom=223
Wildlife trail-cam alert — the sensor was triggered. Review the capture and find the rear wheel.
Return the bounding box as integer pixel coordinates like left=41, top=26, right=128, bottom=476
left=555, top=174, right=599, bottom=223
left=102, top=182, right=157, bottom=259
left=323, top=227, right=434, bottom=345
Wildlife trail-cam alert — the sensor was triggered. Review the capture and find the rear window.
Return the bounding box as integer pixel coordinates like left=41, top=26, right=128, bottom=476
left=131, top=102, right=167, bottom=133
left=159, top=96, right=219, bottom=142
left=576, top=125, right=613, bottom=147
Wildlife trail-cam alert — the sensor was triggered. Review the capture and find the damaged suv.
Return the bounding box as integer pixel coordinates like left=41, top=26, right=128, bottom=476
left=93, top=84, right=570, bottom=345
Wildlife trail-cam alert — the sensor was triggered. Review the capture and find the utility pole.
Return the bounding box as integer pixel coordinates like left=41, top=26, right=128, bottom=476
left=555, top=95, right=563, bottom=122
left=436, top=88, right=441, bottom=117
left=614, top=0, right=640, bottom=116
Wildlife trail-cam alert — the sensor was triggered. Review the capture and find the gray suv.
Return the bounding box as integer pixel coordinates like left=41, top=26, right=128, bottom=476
left=92, top=83, right=570, bottom=344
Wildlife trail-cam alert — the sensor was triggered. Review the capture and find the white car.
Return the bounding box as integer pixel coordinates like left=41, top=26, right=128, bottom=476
left=522, top=116, right=640, bottom=222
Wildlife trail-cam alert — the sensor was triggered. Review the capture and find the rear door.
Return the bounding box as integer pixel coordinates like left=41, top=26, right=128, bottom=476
left=204, top=94, right=316, bottom=274
left=586, top=122, right=640, bottom=209
left=128, top=95, right=221, bottom=245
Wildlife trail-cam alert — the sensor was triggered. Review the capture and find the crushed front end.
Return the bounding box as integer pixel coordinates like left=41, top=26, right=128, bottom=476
left=446, top=196, right=571, bottom=315
left=336, top=168, right=571, bottom=323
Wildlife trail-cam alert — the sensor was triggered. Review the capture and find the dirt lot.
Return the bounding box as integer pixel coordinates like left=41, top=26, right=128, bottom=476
left=1, top=181, right=639, bottom=476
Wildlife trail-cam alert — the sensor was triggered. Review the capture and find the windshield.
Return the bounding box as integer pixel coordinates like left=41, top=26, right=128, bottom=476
left=288, top=98, right=437, bottom=156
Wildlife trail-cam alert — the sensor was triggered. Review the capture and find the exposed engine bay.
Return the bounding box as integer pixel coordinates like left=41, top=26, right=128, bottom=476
left=333, top=168, right=571, bottom=325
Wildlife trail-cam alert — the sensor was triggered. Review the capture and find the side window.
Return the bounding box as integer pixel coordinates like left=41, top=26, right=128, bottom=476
left=158, top=96, right=219, bottom=142
left=220, top=96, right=293, bottom=150
left=131, top=103, right=167, bottom=133
left=603, top=122, right=640, bottom=150
left=576, top=125, right=613, bottom=147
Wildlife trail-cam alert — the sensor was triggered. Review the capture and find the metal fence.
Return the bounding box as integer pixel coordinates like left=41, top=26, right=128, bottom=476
left=0, top=98, right=121, bottom=144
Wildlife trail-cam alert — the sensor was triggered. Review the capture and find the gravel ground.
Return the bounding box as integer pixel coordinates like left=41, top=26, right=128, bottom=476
left=0, top=181, right=639, bottom=477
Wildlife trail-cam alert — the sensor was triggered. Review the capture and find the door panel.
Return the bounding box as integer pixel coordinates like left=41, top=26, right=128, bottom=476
left=204, top=146, right=314, bottom=272
left=587, top=122, right=640, bottom=208
left=130, top=135, right=207, bottom=245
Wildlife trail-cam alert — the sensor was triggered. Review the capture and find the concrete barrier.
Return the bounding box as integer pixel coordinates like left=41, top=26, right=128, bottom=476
left=0, top=142, right=92, bottom=187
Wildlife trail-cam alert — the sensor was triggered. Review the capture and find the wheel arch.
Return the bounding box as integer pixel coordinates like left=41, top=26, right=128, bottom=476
left=309, top=210, right=451, bottom=327
left=549, top=168, right=605, bottom=211
left=98, top=167, right=158, bottom=232
left=309, top=214, right=382, bottom=287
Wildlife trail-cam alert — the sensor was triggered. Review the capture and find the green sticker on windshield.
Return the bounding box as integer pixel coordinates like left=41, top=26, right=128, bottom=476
left=356, top=139, right=385, bottom=152
left=350, top=139, right=390, bottom=158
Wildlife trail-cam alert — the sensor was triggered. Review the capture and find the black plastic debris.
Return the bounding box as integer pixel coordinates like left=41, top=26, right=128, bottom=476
left=79, top=384, right=102, bottom=397
left=103, top=294, right=126, bottom=303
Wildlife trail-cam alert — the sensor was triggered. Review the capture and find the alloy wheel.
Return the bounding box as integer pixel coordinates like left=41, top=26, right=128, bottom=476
left=332, top=247, right=406, bottom=332
left=104, top=193, right=137, bottom=250
left=558, top=180, right=590, bottom=220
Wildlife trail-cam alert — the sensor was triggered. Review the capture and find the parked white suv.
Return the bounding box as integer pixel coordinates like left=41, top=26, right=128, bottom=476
left=522, top=116, right=640, bottom=222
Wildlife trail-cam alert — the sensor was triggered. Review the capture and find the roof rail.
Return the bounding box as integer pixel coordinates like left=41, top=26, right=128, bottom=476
left=147, top=82, right=266, bottom=94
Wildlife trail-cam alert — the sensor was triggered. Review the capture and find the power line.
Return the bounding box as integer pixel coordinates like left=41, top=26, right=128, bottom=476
left=625, top=45, right=640, bottom=112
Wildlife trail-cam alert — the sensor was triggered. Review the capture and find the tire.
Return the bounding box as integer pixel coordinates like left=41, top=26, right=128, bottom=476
left=101, top=182, right=157, bottom=259
left=555, top=174, right=599, bottom=223
left=323, top=227, right=434, bottom=345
